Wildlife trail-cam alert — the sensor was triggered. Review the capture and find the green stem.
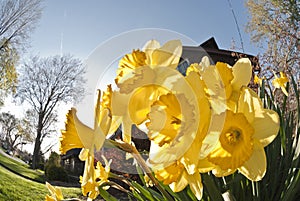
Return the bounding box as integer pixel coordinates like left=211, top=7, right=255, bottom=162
left=106, top=139, right=175, bottom=201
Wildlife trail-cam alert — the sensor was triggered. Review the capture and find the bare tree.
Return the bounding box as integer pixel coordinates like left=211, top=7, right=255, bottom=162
left=0, top=112, right=33, bottom=154
left=17, top=55, right=86, bottom=169
left=0, top=0, right=42, bottom=52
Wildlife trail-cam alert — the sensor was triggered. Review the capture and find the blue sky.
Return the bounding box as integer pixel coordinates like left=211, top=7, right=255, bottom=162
left=18, top=0, right=260, bottom=154
left=30, top=0, right=258, bottom=59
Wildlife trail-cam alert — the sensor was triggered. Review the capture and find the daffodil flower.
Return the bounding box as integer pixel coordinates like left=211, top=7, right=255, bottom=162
left=59, top=86, right=115, bottom=200
left=80, top=155, right=112, bottom=200
left=112, top=40, right=183, bottom=144
left=146, top=70, right=210, bottom=200
left=80, top=154, right=99, bottom=200
left=45, top=182, right=64, bottom=201
left=202, top=87, right=279, bottom=181
left=272, top=71, right=289, bottom=96
left=186, top=57, right=252, bottom=116
left=59, top=85, right=114, bottom=155
left=254, top=74, right=263, bottom=86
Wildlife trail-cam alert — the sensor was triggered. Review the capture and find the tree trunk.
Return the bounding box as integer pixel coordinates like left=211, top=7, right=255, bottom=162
left=31, top=113, right=43, bottom=169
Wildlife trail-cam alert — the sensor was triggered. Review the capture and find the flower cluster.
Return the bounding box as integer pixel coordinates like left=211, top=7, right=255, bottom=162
left=55, top=40, right=281, bottom=200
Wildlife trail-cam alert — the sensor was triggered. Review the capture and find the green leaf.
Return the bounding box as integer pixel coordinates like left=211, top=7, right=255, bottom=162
left=131, top=181, right=156, bottom=201
left=98, top=187, right=118, bottom=201
left=202, top=173, right=223, bottom=201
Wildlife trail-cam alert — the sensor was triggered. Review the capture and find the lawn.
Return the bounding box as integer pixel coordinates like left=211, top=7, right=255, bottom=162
left=0, top=151, right=83, bottom=200
left=0, top=151, right=45, bottom=182
left=0, top=165, right=82, bottom=201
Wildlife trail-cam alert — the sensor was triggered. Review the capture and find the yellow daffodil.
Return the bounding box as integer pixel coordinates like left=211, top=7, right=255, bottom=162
left=254, top=74, right=263, bottom=86
left=95, top=156, right=112, bottom=188
left=272, top=71, right=289, bottom=96
left=153, top=160, right=203, bottom=200
left=80, top=155, right=112, bottom=200
left=187, top=57, right=252, bottom=114
left=187, top=58, right=253, bottom=159
left=204, top=87, right=279, bottom=181
left=45, top=182, right=64, bottom=201
left=59, top=85, right=113, bottom=155
left=201, top=61, right=234, bottom=113
left=186, top=56, right=210, bottom=76
left=146, top=70, right=211, bottom=200
left=80, top=154, right=98, bottom=200
left=113, top=40, right=182, bottom=131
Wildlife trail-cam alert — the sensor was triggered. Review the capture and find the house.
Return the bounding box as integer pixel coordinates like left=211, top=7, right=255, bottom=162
left=60, top=148, right=84, bottom=176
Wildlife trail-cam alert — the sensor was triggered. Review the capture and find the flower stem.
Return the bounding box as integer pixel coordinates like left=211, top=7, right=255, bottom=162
left=106, top=139, right=175, bottom=201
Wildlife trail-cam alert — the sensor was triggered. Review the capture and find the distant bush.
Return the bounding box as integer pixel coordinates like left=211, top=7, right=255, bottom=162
left=45, top=152, right=68, bottom=182
left=45, top=165, right=68, bottom=182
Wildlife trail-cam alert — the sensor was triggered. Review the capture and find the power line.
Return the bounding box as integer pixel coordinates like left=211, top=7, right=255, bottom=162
left=227, top=0, right=245, bottom=52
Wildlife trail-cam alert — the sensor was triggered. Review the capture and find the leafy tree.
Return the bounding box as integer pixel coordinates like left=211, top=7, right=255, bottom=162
left=0, top=0, right=42, bottom=105
left=0, top=112, right=33, bottom=154
left=0, top=42, right=18, bottom=105
left=16, top=54, right=86, bottom=169
left=246, top=0, right=300, bottom=79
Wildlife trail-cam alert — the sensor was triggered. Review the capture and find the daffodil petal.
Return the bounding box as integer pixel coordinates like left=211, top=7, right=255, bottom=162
left=79, top=148, right=89, bottom=161
left=281, top=86, right=289, bottom=96
left=129, top=85, right=168, bottom=125
left=45, top=195, right=56, bottom=201
left=181, top=137, right=202, bottom=175
left=231, top=58, right=252, bottom=91
left=143, top=39, right=161, bottom=60
left=200, top=56, right=210, bottom=69
left=74, top=112, right=105, bottom=153
left=198, top=158, right=215, bottom=173
left=187, top=172, right=203, bottom=200
left=212, top=167, right=236, bottom=177
left=59, top=108, right=84, bottom=154
left=238, top=140, right=266, bottom=181
left=111, top=91, right=130, bottom=116
left=122, top=117, right=132, bottom=144
left=238, top=87, right=263, bottom=123
left=252, top=109, right=279, bottom=147
left=200, top=113, right=226, bottom=159
left=169, top=170, right=188, bottom=192
left=150, top=40, right=182, bottom=68
left=108, top=115, right=122, bottom=134
left=46, top=182, right=64, bottom=201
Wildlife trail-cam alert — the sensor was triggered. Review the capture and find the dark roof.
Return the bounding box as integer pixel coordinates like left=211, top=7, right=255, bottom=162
left=182, top=37, right=258, bottom=65
left=199, top=37, right=219, bottom=49
left=61, top=148, right=82, bottom=160
left=178, top=37, right=260, bottom=75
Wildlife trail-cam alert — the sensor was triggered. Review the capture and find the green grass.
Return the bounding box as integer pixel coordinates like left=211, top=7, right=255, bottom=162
left=0, top=151, right=83, bottom=200
left=0, top=151, right=45, bottom=182
left=0, top=165, right=82, bottom=201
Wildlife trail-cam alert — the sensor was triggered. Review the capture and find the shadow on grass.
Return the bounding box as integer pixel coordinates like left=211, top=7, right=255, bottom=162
left=0, top=152, right=45, bottom=183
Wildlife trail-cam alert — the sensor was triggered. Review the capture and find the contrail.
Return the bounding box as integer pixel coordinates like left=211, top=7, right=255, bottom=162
left=60, top=32, right=63, bottom=57
left=60, top=10, right=67, bottom=57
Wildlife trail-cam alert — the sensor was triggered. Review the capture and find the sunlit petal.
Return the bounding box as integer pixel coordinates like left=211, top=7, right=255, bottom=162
left=208, top=111, right=254, bottom=170
left=59, top=108, right=85, bottom=154
left=187, top=172, right=203, bottom=200
left=169, top=170, right=188, bottom=192
left=231, top=58, right=252, bottom=91
left=150, top=40, right=182, bottom=68
left=238, top=87, right=263, bottom=123
left=238, top=140, right=266, bottom=181
left=252, top=109, right=279, bottom=147
left=45, top=182, right=64, bottom=201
